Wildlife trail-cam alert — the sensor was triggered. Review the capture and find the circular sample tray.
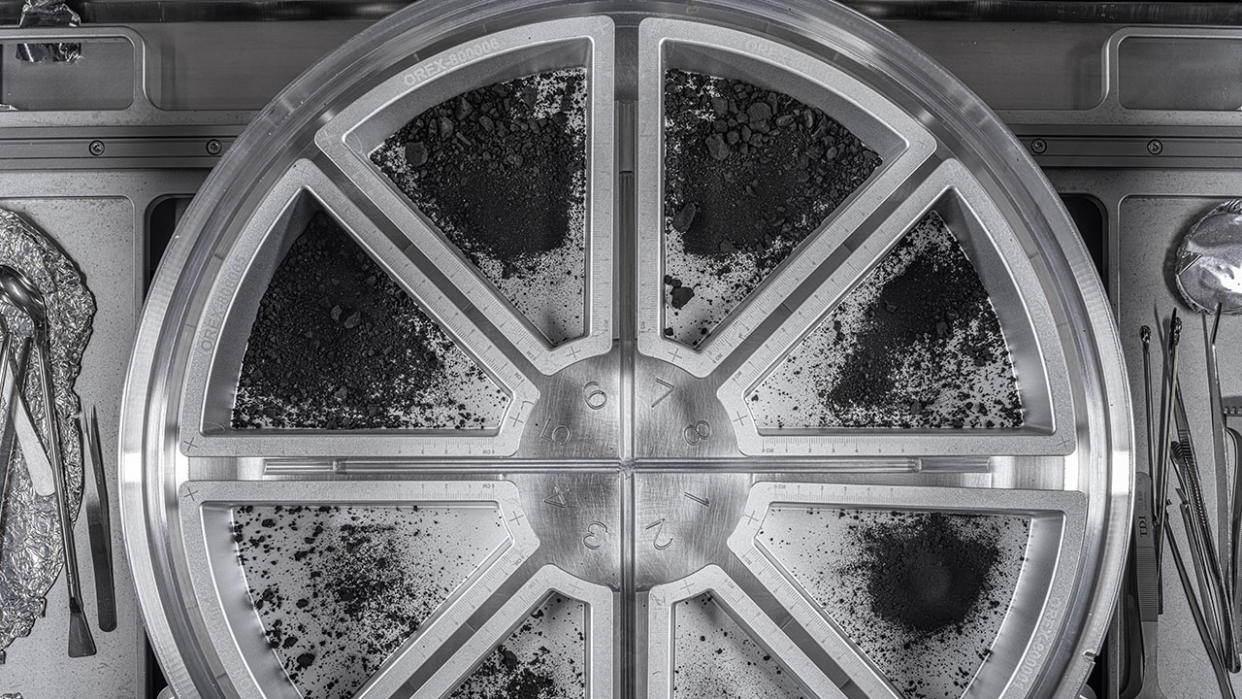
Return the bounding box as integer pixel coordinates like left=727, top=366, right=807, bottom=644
left=120, top=2, right=1133, bottom=698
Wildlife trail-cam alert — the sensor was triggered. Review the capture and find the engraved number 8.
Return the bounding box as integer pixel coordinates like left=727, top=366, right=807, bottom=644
left=683, top=420, right=712, bottom=445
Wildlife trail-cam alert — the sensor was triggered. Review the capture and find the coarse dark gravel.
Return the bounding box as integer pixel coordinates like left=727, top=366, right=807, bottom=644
left=372, top=69, right=588, bottom=345
left=662, top=68, right=881, bottom=344
left=233, top=504, right=507, bottom=698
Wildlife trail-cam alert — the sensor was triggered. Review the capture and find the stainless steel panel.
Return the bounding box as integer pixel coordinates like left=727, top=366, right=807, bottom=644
left=0, top=168, right=205, bottom=699
left=887, top=21, right=1111, bottom=112
left=1048, top=167, right=1242, bottom=697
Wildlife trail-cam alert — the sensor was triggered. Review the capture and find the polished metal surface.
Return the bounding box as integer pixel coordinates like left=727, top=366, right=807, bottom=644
left=118, top=2, right=1132, bottom=698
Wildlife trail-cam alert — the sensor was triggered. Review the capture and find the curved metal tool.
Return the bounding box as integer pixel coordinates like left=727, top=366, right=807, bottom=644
left=0, top=265, right=95, bottom=657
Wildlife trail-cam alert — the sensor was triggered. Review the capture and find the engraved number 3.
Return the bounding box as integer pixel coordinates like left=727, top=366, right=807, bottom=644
left=582, top=521, right=608, bottom=550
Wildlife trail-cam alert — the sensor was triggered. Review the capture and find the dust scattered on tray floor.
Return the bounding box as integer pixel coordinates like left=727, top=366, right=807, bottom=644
left=748, top=212, right=1023, bottom=429
left=451, top=594, right=587, bottom=698
left=760, top=507, right=1030, bottom=699
left=232, top=504, right=509, bottom=698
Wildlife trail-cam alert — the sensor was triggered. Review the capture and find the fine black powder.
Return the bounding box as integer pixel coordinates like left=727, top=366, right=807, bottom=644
left=851, top=513, right=999, bottom=635
left=759, top=507, right=1029, bottom=699
left=232, top=210, right=507, bottom=431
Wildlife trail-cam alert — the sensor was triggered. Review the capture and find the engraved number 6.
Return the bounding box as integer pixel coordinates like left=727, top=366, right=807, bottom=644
left=583, top=381, right=607, bottom=410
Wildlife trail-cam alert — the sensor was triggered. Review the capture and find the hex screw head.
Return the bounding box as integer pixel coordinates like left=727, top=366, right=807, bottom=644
left=1147, top=139, right=1163, bottom=155
left=1030, top=138, right=1048, bottom=155
left=205, top=139, right=222, bottom=156
left=88, top=140, right=105, bottom=156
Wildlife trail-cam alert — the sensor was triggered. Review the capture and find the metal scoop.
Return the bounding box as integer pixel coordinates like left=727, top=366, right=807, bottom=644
left=0, top=265, right=95, bottom=657
left=1176, top=200, right=1242, bottom=314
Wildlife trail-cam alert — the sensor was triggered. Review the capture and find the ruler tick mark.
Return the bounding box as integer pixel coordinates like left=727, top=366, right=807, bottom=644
left=683, top=491, right=709, bottom=507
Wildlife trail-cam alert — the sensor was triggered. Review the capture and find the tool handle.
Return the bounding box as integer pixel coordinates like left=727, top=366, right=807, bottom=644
left=83, top=410, right=116, bottom=632
left=34, top=338, right=95, bottom=656
left=1135, top=473, right=1160, bottom=623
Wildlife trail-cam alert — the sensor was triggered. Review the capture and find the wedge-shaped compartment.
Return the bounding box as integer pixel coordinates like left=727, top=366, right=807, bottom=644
left=452, top=593, right=586, bottom=697
left=316, top=18, right=615, bottom=375
left=230, top=197, right=508, bottom=432
left=179, top=480, right=539, bottom=699
left=402, top=565, right=614, bottom=699
left=646, top=566, right=842, bottom=699
left=637, top=18, right=936, bottom=377
left=748, top=207, right=1022, bottom=431
left=729, top=483, right=1086, bottom=699
left=671, top=593, right=807, bottom=698
left=720, top=160, right=1074, bottom=457
left=179, top=160, right=537, bottom=459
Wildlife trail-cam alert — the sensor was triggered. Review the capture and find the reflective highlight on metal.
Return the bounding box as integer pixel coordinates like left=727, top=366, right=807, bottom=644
left=1176, top=200, right=1242, bottom=315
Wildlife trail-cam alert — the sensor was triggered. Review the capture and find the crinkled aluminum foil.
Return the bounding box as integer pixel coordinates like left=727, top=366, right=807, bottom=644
left=16, top=0, right=81, bottom=64
left=1176, top=200, right=1242, bottom=314
left=0, top=209, right=95, bottom=657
